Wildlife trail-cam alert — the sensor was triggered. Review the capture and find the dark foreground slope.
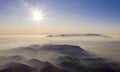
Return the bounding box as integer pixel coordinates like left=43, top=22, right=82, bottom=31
left=0, top=44, right=120, bottom=72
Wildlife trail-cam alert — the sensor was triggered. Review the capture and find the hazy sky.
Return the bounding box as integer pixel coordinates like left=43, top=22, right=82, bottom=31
left=0, top=0, right=120, bottom=35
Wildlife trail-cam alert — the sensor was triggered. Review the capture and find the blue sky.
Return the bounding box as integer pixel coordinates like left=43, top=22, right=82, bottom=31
left=0, top=0, right=120, bottom=34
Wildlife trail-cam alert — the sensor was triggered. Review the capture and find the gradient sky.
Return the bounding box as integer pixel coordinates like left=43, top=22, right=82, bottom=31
left=0, top=0, right=120, bottom=35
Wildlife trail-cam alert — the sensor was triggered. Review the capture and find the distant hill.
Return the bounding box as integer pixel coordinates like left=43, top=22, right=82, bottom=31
left=46, top=33, right=109, bottom=37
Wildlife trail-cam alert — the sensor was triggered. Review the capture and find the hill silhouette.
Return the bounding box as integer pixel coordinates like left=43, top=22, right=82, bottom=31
left=0, top=44, right=120, bottom=72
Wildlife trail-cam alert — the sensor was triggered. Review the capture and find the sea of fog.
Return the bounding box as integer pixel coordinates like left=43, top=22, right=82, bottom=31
left=0, top=34, right=120, bottom=62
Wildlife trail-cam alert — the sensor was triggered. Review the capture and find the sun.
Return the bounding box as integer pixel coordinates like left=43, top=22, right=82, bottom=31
left=32, top=11, right=44, bottom=23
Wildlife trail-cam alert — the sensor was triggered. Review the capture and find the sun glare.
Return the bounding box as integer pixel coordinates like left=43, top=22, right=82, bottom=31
left=32, top=11, right=44, bottom=23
